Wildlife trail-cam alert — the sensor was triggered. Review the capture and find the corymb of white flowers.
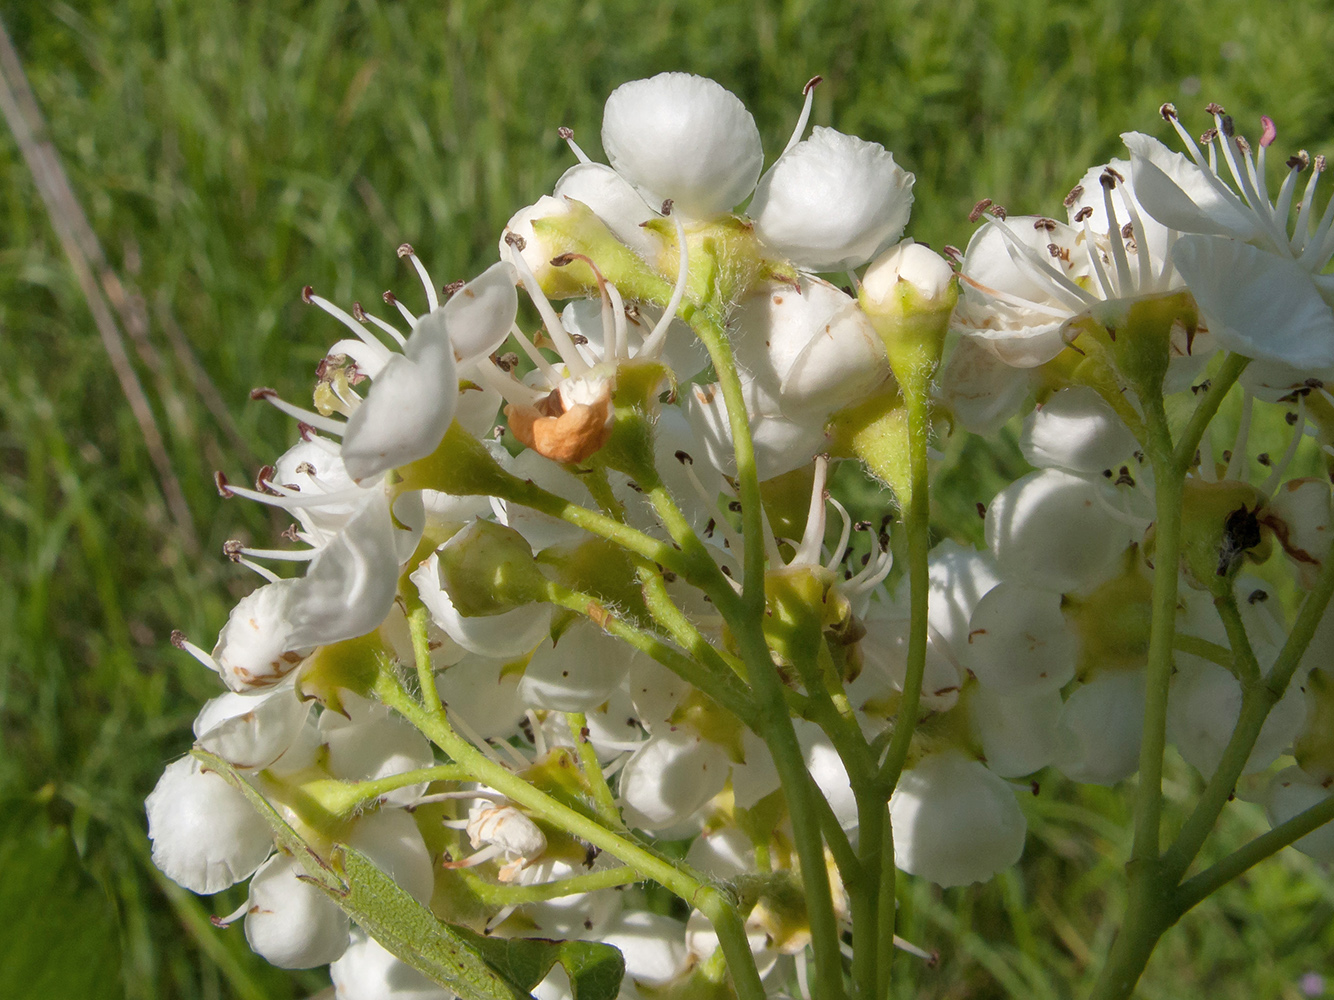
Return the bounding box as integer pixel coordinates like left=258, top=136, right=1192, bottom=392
left=149, top=74, right=1334, bottom=1000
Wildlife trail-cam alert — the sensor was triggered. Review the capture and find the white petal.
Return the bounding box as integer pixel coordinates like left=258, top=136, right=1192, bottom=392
left=245, top=853, right=350, bottom=969
left=212, top=580, right=304, bottom=692
left=1021, top=386, right=1139, bottom=475
left=850, top=602, right=962, bottom=714
left=730, top=729, right=781, bottom=810
left=342, top=310, right=458, bottom=483
left=445, top=260, right=519, bottom=367
left=963, top=582, right=1077, bottom=695
left=519, top=619, right=634, bottom=713
left=924, top=540, right=1002, bottom=653
left=602, top=73, right=762, bottom=219
left=750, top=127, right=914, bottom=272
left=888, top=751, right=1026, bottom=887
left=683, top=380, right=826, bottom=481
left=618, top=729, right=730, bottom=830
left=1055, top=669, right=1145, bottom=785
left=966, top=686, right=1064, bottom=778
left=798, top=723, right=857, bottom=831
left=1172, top=235, right=1334, bottom=369
left=146, top=757, right=273, bottom=895
left=1122, top=132, right=1260, bottom=241
left=331, top=928, right=453, bottom=1000
left=600, top=910, right=689, bottom=986
left=938, top=335, right=1033, bottom=434
left=1264, top=766, right=1334, bottom=862
left=321, top=692, right=435, bottom=806
left=433, top=655, right=527, bottom=741
left=1168, top=660, right=1305, bottom=779
left=193, top=683, right=311, bottom=772
left=986, top=468, right=1131, bottom=593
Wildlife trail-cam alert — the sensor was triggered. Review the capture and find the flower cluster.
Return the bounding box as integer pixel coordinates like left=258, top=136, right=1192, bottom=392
left=148, top=79, right=1334, bottom=1000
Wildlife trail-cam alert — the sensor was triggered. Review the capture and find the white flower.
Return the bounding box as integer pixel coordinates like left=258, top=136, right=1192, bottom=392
left=602, top=73, right=763, bottom=220
left=411, top=549, right=552, bottom=660
left=1055, top=669, right=1146, bottom=785
left=331, top=928, right=454, bottom=1000
left=244, top=853, right=351, bottom=969
left=1123, top=106, right=1334, bottom=368
left=750, top=126, right=914, bottom=272
left=1264, top=766, right=1334, bottom=863
left=617, top=727, right=731, bottom=831
left=961, top=581, right=1078, bottom=695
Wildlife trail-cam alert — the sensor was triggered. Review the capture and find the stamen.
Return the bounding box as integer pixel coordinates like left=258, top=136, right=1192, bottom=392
left=441, top=843, right=504, bottom=870
left=1100, top=170, right=1133, bottom=295
left=304, top=288, right=397, bottom=355
left=605, top=281, right=629, bottom=361
left=824, top=497, right=853, bottom=573
left=505, top=242, right=590, bottom=376
left=354, top=302, right=409, bottom=347
left=235, top=544, right=319, bottom=563
left=397, top=243, right=439, bottom=313
left=793, top=456, right=831, bottom=567
left=222, top=480, right=368, bottom=510
left=171, top=629, right=223, bottom=673
left=249, top=388, right=347, bottom=437
left=968, top=198, right=993, bottom=223
left=1298, top=156, right=1334, bottom=270
left=211, top=899, right=251, bottom=929
left=507, top=322, right=562, bottom=382
left=781, top=75, right=822, bottom=157
left=991, top=221, right=1096, bottom=309
left=1114, top=184, right=1155, bottom=291
left=552, top=252, right=615, bottom=363
left=956, top=272, right=1075, bottom=319
left=557, top=126, right=592, bottom=164
left=640, top=211, right=691, bottom=358
left=528, top=710, right=548, bottom=759
left=1077, top=212, right=1118, bottom=300
left=383, top=289, right=418, bottom=328
left=471, top=358, right=546, bottom=407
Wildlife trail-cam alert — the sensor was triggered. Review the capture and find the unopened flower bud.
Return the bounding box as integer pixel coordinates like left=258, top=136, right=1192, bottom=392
left=859, top=240, right=957, bottom=391
left=433, top=520, right=549, bottom=616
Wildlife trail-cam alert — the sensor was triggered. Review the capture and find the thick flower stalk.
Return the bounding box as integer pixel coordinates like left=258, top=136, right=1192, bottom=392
left=147, top=80, right=1334, bottom=1000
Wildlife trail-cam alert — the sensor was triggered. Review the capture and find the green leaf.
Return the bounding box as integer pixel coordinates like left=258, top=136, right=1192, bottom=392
left=456, top=928, right=627, bottom=1000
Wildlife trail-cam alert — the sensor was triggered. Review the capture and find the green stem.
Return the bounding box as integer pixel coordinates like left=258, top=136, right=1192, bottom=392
left=876, top=815, right=896, bottom=1000
left=459, top=865, right=641, bottom=906
left=1163, top=553, right=1334, bottom=880
left=300, top=765, right=470, bottom=816
left=543, top=579, right=757, bottom=727
left=1213, top=591, right=1261, bottom=684
left=1130, top=397, right=1182, bottom=866
left=875, top=381, right=931, bottom=794
left=1172, top=633, right=1234, bottom=669
left=407, top=603, right=446, bottom=723
left=1175, top=791, right=1334, bottom=913
left=850, top=791, right=886, bottom=999
left=566, top=712, right=624, bottom=829
left=1172, top=353, right=1249, bottom=470
left=688, top=309, right=847, bottom=999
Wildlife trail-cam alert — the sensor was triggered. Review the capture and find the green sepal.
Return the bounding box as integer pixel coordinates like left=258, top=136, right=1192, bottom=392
left=826, top=388, right=910, bottom=508
left=1158, top=479, right=1271, bottom=593
left=1066, top=553, right=1155, bottom=678
left=1100, top=290, right=1197, bottom=403
left=859, top=275, right=957, bottom=396
left=296, top=631, right=392, bottom=716
left=437, top=521, right=550, bottom=615
left=531, top=199, right=671, bottom=302
left=537, top=538, right=647, bottom=626
left=758, top=464, right=818, bottom=542
left=395, top=421, right=513, bottom=499
left=641, top=215, right=770, bottom=314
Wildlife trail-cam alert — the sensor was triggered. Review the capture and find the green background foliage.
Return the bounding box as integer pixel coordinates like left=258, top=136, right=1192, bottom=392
left=2, top=1, right=1332, bottom=997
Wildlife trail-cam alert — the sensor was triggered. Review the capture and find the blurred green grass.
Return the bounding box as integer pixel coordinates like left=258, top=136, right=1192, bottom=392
left=2, top=1, right=1333, bottom=997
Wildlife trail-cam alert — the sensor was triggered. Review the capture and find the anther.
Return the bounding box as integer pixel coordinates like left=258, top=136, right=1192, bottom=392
left=1160, top=102, right=1178, bottom=120
left=943, top=244, right=962, bottom=262
left=170, top=629, right=187, bottom=649
left=1121, top=222, right=1135, bottom=239
left=1235, top=135, right=1251, bottom=156
left=249, top=387, right=276, bottom=401
left=1074, top=205, right=1094, bottom=222
left=1205, top=102, right=1226, bottom=116
left=301, top=285, right=314, bottom=304
left=1106, top=166, right=1125, bottom=183
left=1260, top=115, right=1277, bottom=148
left=660, top=198, right=674, bottom=216
left=968, top=198, right=993, bottom=223
left=1033, top=218, right=1057, bottom=231
left=1200, top=128, right=1218, bottom=145
left=803, top=75, right=823, bottom=95
left=503, top=232, right=527, bottom=251
left=727, top=500, right=742, bottom=513
left=255, top=465, right=276, bottom=493
left=444, top=280, right=465, bottom=297
left=675, top=450, right=693, bottom=465
left=397, top=243, right=414, bottom=258
left=1099, top=169, right=1118, bottom=189
left=382, top=289, right=398, bottom=305
left=1248, top=588, right=1270, bottom=604
left=1317, top=154, right=1328, bottom=173
left=495, top=352, right=519, bottom=372
left=223, top=539, right=244, bottom=561
left=214, top=470, right=232, bottom=497
left=351, top=302, right=369, bottom=322
left=1288, top=151, right=1310, bottom=170
left=557, top=126, right=573, bottom=140
left=1257, top=452, right=1271, bottom=466
left=1287, top=411, right=1301, bottom=425
left=988, top=203, right=1007, bottom=220
left=1064, top=184, right=1084, bottom=208
left=976, top=502, right=986, bottom=518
